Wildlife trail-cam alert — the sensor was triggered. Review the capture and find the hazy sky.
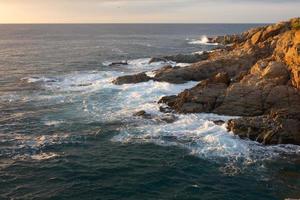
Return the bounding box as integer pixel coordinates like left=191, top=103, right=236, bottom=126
left=0, top=0, right=299, bottom=23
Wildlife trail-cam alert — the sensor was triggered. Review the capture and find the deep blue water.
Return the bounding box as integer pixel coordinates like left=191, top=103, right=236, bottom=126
left=0, top=24, right=300, bottom=200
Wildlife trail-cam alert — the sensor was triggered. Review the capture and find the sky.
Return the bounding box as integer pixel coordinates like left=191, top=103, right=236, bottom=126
left=0, top=0, right=299, bottom=23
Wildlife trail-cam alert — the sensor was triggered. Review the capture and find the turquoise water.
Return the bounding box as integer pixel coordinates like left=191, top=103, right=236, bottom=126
left=0, top=24, right=300, bottom=200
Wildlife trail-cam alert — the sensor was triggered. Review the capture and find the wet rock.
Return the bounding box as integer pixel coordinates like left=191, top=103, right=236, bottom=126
left=113, top=72, right=151, bottom=85
left=227, top=111, right=300, bottom=145
left=133, top=110, right=152, bottom=119
left=213, top=120, right=225, bottom=125
left=108, top=61, right=128, bottom=66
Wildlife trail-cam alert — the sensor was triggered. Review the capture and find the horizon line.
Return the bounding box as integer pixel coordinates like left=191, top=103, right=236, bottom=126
left=0, top=22, right=271, bottom=25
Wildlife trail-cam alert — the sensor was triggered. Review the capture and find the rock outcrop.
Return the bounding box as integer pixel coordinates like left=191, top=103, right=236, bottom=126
left=149, top=52, right=210, bottom=64
left=113, top=18, right=300, bottom=145
left=112, top=72, right=151, bottom=85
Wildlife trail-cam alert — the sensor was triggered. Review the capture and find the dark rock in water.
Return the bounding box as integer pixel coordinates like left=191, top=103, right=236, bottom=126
left=149, top=57, right=167, bottom=64
left=108, top=61, right=128, bottom=67
left=158, top=95, right=177, bottom=107
left=133, top=110, right=152, bottom=119
left=159, top=114, right=178, bottom=123
left=227, top=111, right=300, bottom=145
left=149, top=52, right=209, bottom=64
left=213, top=120, right=225, bottom=125
left=133, top=110, right=177, bottom=123
left=112, top=72, right=151, bottom=85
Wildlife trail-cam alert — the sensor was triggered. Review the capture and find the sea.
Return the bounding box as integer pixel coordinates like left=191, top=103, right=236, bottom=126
left=0, top=24, right=299, bottom=200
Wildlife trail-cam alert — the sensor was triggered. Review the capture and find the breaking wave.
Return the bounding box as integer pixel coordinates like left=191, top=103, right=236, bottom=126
left=189, top=35, right=219, bottom=45
left=6, top=56, right=300, bottom=174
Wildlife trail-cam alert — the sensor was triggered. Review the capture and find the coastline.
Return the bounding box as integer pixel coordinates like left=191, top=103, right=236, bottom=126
left=113, top=17, right=300, bottom=145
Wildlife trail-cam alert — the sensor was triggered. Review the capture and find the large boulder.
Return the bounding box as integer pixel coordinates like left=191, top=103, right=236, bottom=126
left=159, top=73, right=230, bottom=113
left=154, top=53, right=258, bottom=84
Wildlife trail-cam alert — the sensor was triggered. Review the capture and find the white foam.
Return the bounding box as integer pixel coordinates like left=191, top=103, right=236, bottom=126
left=44, top=120, right=64, bottom=126
left=103, top=58, right=174, bottom=72
left=189, top=35, right=219, bottom=46
left=175, top=63, right=191, bottom=67
left=112, top=111, right=300, bottom=170
left=14, top=65, right=300, bottom=172
left=21, top=76, right=58, bottom=83
left=30, top=152, right=59, bottom=160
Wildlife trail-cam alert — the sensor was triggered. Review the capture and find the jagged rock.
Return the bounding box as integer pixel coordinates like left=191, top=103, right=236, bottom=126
left=113, top=72, right=151, bottom=85
left=159, top=73, right=230, bottom=113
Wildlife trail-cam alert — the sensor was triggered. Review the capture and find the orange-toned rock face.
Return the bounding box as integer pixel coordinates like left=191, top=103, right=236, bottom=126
left=286, top=31, right=300, bottom=88
left=272, top=30, right=300, bottom=88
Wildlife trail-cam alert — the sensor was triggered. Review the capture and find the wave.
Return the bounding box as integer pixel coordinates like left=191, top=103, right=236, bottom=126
left=188, top=35, right=219, bottom=46
left=21, top=76, right=58, bottom=83
left=103, top=57, right=176, bottom=72
left=11, top=60, right=300, bottom=174
left=112, top=111, right=300, bottom=174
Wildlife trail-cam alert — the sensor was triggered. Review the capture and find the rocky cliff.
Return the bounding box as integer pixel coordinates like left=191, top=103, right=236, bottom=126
left=113, top=18, right=300, bottom=145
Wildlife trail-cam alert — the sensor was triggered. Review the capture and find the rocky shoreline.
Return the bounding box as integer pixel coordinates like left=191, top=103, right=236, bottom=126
left=113, top=18, right=300, bottom=145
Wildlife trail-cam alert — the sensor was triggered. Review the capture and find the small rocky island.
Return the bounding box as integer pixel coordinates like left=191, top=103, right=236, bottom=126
left=113, top=18, right=300, bottom=145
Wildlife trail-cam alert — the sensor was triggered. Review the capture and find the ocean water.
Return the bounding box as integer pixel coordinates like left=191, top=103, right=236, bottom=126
left=0, top=24, right=300, bottom=200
